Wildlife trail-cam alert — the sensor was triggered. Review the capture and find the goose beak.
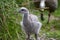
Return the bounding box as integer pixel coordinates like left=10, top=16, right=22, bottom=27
left=16, top=8, right=21, bottom=13
left=18, top=10, right=21, bottom=13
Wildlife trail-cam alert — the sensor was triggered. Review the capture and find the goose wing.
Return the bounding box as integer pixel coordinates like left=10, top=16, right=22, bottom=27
left=29, top=14, right=39, bottom=22
left=29, top=14, right=42, bottom=27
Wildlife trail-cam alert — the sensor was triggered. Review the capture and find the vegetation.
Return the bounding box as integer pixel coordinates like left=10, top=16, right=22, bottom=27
left=0, top=0, right=60, bottom=40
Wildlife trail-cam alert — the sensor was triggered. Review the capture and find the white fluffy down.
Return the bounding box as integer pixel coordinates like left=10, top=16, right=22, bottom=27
left=20, top=7, right=42, bottom=34
left=20, top=14, right=42, bottom=34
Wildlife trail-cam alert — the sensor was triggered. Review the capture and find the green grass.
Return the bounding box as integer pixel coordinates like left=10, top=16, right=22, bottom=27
left=0, top=0, right=60, bottom=40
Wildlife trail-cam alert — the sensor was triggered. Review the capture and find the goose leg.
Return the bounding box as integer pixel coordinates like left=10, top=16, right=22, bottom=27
left=47, top=12, right=51, bottom=24
left=40, top=12, right=44, bottom=21
left=35, top=34, right=40, bottom=40
left=40, top=9, right=44, bottom=21
left=41, top=13, right=44, bottom=21
left=26, top=34, right=31, bottom=40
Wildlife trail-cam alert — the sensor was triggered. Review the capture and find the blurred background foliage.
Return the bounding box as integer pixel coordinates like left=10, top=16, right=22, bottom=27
left=0, top=0, right=60, bottom=40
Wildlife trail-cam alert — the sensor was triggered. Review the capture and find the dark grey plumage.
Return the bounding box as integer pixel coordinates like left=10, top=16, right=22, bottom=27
left=33, top=0, right=58, bottom=23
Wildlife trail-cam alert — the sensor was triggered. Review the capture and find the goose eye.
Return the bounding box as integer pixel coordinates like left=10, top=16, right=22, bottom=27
left=21, top=9, right=25, bottom=11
